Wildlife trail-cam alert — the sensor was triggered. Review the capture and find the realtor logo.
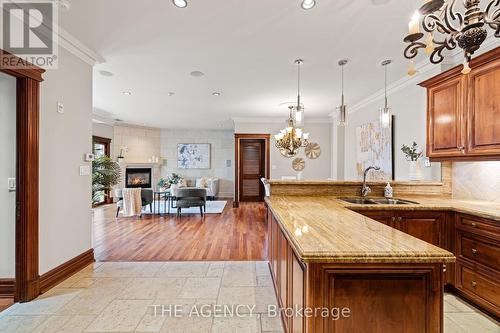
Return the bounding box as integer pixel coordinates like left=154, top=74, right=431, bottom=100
left=1, top=0, right=58, bottom=69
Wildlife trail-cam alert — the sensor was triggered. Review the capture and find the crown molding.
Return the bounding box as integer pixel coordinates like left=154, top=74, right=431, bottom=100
left=232, top=116, right=333, bottom=124
left=343, top=36, right=500, bottom=117
left=56, top=26, right=104, bottom=66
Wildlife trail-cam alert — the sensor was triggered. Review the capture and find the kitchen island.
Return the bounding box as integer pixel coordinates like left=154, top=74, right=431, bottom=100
left=265, top=195, right=455, bottom=333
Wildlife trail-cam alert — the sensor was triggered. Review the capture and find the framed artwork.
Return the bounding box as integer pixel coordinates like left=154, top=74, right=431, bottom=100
left=177, top=143, right=211, bottom=169
left=355, top=117, right=394, bottom=180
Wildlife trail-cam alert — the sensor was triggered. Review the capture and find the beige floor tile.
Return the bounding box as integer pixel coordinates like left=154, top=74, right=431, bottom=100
left=207, top=262, right=225, bottom=277
left=211, top=315, right=260, bottom=333
left=156, top=262, right=210, bottom=277
left=0, top=315, right=47, bottom=333
left=85, top=299, right=152, bottom=332
left=255, top=287, right=278, bottom=314
left=8, top=288, right=81, bottom=315
left=160, top=315, right=213, bottom=333
left=255, top=262, right=270, bottom=277
left=94, top=262, right=163, bottom=278
left=217, top=287, right=256, bottom=312
left=446, top=312, right=500, bottom=332
left=30, top=315, right=72, bottom=332
left=57, top=315, right=97, bottom=333
left=444, top=314, right=467, bottom=333
left=260, top=313, right=283, bottom=332
left=179, top=278, right=221, bottom=299
left=444, top=294, right=478, bottom=313
left=257, top=275, right=273, bottom=287
left=222, top=262, right=257, bottom=287
left=117, top=278, right=185, bottom=300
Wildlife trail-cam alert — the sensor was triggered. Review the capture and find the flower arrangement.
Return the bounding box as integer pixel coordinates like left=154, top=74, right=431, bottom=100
left=157, top=178, right=169, bottom=189
left=401, top=142, right=423, bottom=161
left=167, top=173, right=182, bottom=185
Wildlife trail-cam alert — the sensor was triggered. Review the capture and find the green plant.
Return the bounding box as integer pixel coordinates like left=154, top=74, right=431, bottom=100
left=401, top=141, right=423, bottom=161
left=168, top=173, right=182, bottom=185
left=92, top=156, right=121, bottom=204
left=157, top=178, right=169, bottom=189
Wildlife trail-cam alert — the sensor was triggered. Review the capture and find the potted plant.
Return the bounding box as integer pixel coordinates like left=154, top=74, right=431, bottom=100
left=401, top=141, right=423, bottom=181
left=157, top=178, right=169, bottom=191
left=92, top=156, right=121, bottom=205
left=168, top=173, right=183, bottom=197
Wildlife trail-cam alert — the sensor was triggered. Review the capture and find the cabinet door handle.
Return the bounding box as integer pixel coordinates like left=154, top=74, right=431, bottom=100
left=391, top=217, right=396, bottom=222
left=398, top=217, right=403, bottom=222
left=471, top=281, right=477, bottom=288
left=471, top=222, right=477, bottom=228
left=471, top=248, right=478, bottom=254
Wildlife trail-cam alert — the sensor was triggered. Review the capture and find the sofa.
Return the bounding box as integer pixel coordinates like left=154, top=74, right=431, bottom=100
left=170, top=177, right=219, bottom=200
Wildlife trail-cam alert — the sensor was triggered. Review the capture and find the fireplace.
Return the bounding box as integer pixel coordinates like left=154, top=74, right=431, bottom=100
left=125, top=168, right=152, bottom=188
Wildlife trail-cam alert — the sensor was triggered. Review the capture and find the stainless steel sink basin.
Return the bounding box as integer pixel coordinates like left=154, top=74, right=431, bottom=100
left=370, top=198, right=419, bottom=205
left=340, top=197, right=378, bottom=205
left=340, top=197, right=419, bottom=205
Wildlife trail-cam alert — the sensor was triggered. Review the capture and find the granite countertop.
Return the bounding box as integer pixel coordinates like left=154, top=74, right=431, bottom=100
left=264, top=195, right=500, bottom=264
left=346, top=196, right=500, bottom=222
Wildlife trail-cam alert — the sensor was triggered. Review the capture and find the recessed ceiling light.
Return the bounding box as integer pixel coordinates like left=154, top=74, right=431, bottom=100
left=190, top=71, right=205, bottom=77
left=168, top=92, right=175, bottom=96
left=99, top=70, right=113, bottom=77
left=172, top=0, right=187, bottom=8
left=301, top=0, right=316, bottom=10
left=212, top=92, right=221, bottom=96
left=122, top=91, right=132, bottom=96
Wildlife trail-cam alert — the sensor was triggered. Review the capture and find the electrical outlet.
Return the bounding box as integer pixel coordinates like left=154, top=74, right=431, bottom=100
left=423, top=157, right=431, bottom=168
left=57, top=102, right=64, bottom=114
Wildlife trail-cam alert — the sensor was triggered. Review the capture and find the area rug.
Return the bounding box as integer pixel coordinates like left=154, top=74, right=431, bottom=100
left=143, top=200, right=227, bottom=215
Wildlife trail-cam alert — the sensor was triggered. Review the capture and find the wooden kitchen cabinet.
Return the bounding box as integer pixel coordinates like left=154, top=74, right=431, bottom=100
left=420, top=47, right=500, bottom=160
left=455, top=214, right=500, bottom=318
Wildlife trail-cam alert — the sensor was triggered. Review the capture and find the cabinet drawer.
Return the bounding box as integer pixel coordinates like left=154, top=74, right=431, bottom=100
left=459, top=264, right=500, bottom=308
left=459, top=233, right=500, bottom=273
left=457, top=215, right=500, bottom=236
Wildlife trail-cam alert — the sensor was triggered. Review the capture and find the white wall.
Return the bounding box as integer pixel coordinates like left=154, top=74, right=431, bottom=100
left=342, top=85, right=441, bottom=181
left=39, top=47, right=93, bottom=274
left=0, top=72, right=16, bottom=278
left=93, top=122, right=114, bottom=140
left=234, top=121, right=332, bottom=180
left=160, top=129, right=235, bottom=198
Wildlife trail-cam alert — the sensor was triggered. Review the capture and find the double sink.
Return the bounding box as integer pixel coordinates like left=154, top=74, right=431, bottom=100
left=340, top=197, right=419, bottom=205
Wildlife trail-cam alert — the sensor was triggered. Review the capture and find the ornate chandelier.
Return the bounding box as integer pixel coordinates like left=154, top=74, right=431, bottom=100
left=403, top=0, right=500, bottom=75
left=274, top=59, right=310, bottom=158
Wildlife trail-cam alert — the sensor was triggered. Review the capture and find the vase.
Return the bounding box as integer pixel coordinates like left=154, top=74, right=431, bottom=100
left=409, top=161, right=423, bottom=181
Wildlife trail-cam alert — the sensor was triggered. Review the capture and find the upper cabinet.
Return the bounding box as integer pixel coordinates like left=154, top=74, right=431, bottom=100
left=420, top=47, right=500, bottom=161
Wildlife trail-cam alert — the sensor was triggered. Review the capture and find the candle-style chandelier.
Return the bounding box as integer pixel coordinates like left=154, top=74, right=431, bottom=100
left=403, top=0, right=500, bottom=75
left=274, top=59, right=310, bottom=158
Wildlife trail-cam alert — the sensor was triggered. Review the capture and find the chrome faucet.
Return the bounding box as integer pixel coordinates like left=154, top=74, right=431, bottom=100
left=361, top=166, right=381, bottom=197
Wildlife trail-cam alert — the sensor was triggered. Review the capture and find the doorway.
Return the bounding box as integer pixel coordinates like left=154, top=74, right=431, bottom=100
left=0, top=72, right=16, bottom=308
left=234, top=134, right=270, bottom=207
left=92, top=136, right=111, bottom=205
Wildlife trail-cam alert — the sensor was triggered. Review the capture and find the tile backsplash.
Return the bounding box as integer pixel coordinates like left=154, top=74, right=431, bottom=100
left=453, top=162, right=500, bottom=202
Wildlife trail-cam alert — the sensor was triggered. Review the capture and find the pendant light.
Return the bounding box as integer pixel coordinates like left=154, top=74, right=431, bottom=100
left=293, top=59, right=305, bottom=128
left=336, top=59, right=348, bottom=126
left=379, top=60, right=392, bottom=129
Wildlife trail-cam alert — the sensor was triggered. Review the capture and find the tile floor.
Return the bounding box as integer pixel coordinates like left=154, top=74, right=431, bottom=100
left=0, top=261, right=498, bottom=333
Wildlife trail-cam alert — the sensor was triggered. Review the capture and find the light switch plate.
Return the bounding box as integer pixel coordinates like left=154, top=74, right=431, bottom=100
left=57, top=102, right=64, bottom=114
left=423, top=157, right=431, bottom=168
left=8, top=178, right=16, bottom=192
left=79, top=165, right=91, bottom=176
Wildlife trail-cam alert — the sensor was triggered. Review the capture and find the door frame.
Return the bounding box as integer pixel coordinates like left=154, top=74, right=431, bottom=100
left=234, top=133, right=270, bottom=207
left=92, top=136, right=112, bottom=205
left=1, top=50, right=45, bottom=302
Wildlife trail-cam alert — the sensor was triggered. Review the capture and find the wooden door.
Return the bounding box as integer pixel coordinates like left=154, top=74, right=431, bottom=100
left=426, top=75, right=466, bottom=158
left=398, top=212, right=445, bottom=247
left=467, top=59, right=500, bottom=156
left=239, top=140, right=265, bottom=201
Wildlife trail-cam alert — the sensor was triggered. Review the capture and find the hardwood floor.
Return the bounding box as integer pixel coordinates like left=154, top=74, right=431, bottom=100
left=92, top=200, right=268, bottom=261
left=0, top=298, right=14, bottom=312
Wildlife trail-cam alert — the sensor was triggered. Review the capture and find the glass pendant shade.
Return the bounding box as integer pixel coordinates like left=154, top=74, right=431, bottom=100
left=293, top=106, right=304, bottom=128
left=337, top=104, right=347, bottom=126
left=380, top=106, right=391, bottom=128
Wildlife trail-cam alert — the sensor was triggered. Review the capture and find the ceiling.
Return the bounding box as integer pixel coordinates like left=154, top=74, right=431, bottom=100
left=59, top=0, right=420, bottom=129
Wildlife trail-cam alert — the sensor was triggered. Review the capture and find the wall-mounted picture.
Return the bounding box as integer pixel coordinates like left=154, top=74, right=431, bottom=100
left=355, top=118, right=394, bottom=181
left=177, top=143, right=211, bottom=169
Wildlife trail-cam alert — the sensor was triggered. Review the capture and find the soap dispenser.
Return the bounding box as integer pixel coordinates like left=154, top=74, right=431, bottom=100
left=384, top=182, right=393, bottom=198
